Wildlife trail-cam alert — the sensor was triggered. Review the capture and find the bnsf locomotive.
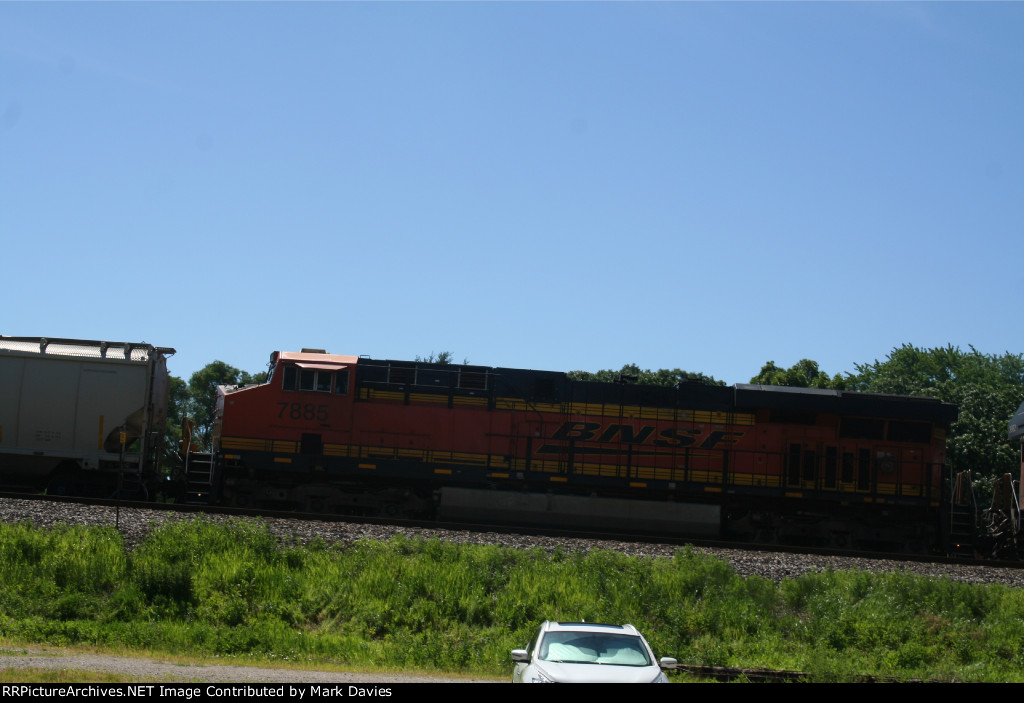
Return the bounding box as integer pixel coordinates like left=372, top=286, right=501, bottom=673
left=202, top=348, right=959, bottom=552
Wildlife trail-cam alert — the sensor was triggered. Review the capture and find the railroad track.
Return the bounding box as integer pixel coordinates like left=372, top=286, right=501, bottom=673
left=2, top=489, right=1021, bottom=573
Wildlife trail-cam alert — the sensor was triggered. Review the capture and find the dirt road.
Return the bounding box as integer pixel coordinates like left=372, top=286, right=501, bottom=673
left=0, top=647, right=501, bottom=684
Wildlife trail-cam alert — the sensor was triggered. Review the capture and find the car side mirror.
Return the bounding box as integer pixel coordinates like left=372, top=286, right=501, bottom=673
left=659, top=657, right=677, bottom=670
left=511, top=649, right=530, bottom=663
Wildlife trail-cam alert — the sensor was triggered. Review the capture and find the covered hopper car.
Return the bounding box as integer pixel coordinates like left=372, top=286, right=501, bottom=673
left=201, top=348, right=959, bottom=552
left=0, top=336, right=175, bottom=498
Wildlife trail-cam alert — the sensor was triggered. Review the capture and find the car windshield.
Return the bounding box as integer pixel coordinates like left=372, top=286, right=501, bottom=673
left=538, top=632, right=652, bottom=667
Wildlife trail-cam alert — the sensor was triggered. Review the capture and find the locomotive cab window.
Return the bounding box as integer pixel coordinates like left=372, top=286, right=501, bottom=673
left=335, top=369, right=350, bottom=395
left=282, top=366, right=297, bottom=391
left=299, top=369, right=317, bottom=391
left=281, top=365, right=337, bottom=393
left=314, top=370, right=332, bottom=392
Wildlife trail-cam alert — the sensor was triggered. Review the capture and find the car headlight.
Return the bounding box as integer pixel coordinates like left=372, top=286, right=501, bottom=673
left=650, top=671, right=669, bottom=683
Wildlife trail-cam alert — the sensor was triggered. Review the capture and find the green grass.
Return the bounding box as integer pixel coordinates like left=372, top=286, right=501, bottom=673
left=1, top=518, right=1023, bottom=681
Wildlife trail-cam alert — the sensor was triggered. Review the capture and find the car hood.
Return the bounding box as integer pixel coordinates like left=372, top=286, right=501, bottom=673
left=538, top=661, right=661, bottom=684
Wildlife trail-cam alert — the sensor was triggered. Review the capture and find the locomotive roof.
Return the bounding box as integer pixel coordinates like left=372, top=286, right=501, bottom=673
left=277, top=351, right=358, bottom=366
left=351, top=356, right=957, bottom=423
left=735, top=383, right=952, bottom=405
left=734, top=383, right=957, bottom=422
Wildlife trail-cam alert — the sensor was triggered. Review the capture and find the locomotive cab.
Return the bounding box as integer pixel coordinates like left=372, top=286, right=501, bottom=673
left=270, top=349, right=353, bottom=397
left=212, top=349, right=361, bottom=510
left=215, top=350, right=358, bottom=449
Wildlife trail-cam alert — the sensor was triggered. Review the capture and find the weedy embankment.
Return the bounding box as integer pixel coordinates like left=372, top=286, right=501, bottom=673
left=1, top=519, right=1022, bottom=681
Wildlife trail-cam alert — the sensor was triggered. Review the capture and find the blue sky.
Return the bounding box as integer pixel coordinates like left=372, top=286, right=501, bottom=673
left=2, top=2, right=1021, bottom=385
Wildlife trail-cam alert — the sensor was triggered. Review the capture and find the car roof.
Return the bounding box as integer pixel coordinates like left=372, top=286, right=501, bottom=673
left=541, top=621, right=640, bottom=635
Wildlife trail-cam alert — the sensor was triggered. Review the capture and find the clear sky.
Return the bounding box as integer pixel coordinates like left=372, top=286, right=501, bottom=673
left=2, top=1, right=1021, bottom=385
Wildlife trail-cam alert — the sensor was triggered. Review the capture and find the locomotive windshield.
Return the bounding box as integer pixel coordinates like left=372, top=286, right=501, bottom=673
left=281, top=364, right=349, bottom=394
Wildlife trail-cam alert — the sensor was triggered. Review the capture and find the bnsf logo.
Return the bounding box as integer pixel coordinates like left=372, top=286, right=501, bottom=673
left=549, top=422, right=744, bottom=450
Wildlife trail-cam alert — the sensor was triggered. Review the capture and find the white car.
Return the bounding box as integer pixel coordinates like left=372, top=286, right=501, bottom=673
left=511, top=621, right=677, bottom=683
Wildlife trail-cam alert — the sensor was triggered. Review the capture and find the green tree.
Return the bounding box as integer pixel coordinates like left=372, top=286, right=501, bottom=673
left=750, top=359, right=846, bottom=389
left=184, top=361, right=268, bottom=452
left=567, top=363, right=724, bottom=387
left=848, top=345, right=1024, bottom=479
left=162, top=375, right=189, bottom=471
left=416, top=351, right=456, bottom=364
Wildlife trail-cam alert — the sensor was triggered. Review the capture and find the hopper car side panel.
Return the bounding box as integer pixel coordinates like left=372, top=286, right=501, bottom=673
left=0, top=336, right=175, bottom=495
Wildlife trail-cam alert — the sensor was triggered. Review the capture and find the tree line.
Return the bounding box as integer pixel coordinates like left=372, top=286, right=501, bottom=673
left=169, top=345, right=1024, bottom=485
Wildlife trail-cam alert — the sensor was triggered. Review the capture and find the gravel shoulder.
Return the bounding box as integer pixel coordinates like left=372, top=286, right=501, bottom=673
left=0, top=646, right=501, bottom=683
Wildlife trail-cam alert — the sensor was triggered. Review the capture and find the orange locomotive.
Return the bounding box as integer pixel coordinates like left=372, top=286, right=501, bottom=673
left=210, top=349, right=957, bottom=552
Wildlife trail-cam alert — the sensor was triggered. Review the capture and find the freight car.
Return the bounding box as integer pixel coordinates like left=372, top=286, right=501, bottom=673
left=0, top=336, right=175, bottom=498
left=200, top=348, right=959, bottom=553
